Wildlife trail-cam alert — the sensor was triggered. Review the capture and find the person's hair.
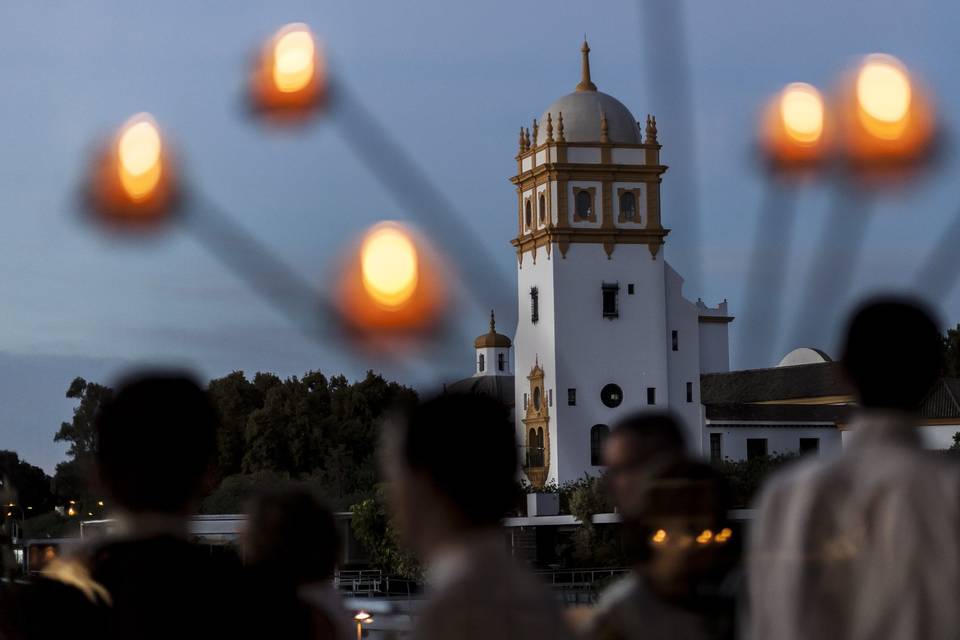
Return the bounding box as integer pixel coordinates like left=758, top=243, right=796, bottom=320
left=609, top=412, right=687, bottom=460
left=244, top=485, right=340, bottom=584
left=95, top=372, right=217, bottom=513
left=841, top=297, right=942, bottom=411
left=393, top=392, right=518, bottom=528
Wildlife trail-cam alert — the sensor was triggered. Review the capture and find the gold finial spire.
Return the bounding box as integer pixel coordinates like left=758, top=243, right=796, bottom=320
left=557, top=111, right=566, bottom=142
left=545, top=113, right=554, bottom=142
left=489, top=309, right=496, bottom=333
left=645, top=114, right=658, bottom=143
left=531, top=119, right=539, bottom=146
left=600, top=111, right=609, bottom=143
left=575, top=39, right=597, bottom=92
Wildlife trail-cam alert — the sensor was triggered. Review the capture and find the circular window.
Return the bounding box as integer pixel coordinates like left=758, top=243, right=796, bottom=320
left=533, top=387, right=542, bottom=410
left=600, top=383, right=623, bottom=408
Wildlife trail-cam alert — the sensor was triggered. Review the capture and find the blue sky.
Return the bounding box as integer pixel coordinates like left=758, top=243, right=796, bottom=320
left=2, top=0, right=960, bottom=472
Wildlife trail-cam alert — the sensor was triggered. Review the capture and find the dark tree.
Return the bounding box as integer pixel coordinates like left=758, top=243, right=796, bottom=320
left=943, top=324, right=960, bottom=377
left=0, top=451, right=53, bottom=514
left=51, top=377, right=113, bottom=503
left=207, top=371, right=264, bottom=477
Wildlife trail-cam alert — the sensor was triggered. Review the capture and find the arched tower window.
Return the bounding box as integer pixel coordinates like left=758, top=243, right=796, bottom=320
left=525, top=200, right=532, bottom=228
left=590, top=424, right=610, bottom=466
left=575, top=190, right=593, bottom=219
left=528, top=428, right=544, bottom=467
left=478, top=354, right=485, bottom=373
left=620, top=191, right=636, bottom=220
left=538, top=194, right=546, bottom=224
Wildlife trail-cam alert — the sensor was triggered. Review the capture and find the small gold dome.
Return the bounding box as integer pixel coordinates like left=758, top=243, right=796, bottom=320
left=474, top=310, right=512, bottom=349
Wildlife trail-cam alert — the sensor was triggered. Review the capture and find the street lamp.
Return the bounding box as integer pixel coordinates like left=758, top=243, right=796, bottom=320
left=87, top=113, right=179, bottom=227
left=840, top=53, right=935, bottom=166
left=335, top=222, right=447, bottom=336
left=760, top=82, right=828, bottom=168
left=249, top=23, right=327, bottom=119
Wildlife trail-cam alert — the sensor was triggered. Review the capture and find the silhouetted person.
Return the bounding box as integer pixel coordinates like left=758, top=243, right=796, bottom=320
left=381, top=392, right=573, bottom=640
left=72, top=373, right=247, bottom=640
left=583, top=414, right=739, bottom=640
left=242, top=485, right=352, bottom=640
left=748, top=298, right=960, bottom=640
left=602, top=412, right=688, bottom=520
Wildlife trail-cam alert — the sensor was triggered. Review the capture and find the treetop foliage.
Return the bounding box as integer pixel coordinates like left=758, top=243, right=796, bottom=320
left=51, top=369, right=416, bottom=513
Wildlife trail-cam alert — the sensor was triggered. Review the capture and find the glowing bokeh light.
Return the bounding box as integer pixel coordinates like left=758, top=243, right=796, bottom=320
left=696, top=529, right=714, bottom=545
left=360, top=225, right=420, bottom=309
left=651, top=529, right=668, bottom=544
left=857, top=55, right=911, bottom=130
left=780, top=83, right=824, bottom=145
left=715, top=527, right=733, bottom=543
left=272, top=25, right=316, bottom=93
left=117, top=115, right=163, bottom=201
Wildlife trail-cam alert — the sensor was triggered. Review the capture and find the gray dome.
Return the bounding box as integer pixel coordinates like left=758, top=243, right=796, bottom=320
left=537, top=91, right=642, bottom=145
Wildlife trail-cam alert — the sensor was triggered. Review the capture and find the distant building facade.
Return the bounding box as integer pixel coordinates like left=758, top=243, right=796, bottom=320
left=702, top=349, right=960, bottom=461
left=506, top=42, right=729, bottom=488
left=448, top=43, right=960, bottom=484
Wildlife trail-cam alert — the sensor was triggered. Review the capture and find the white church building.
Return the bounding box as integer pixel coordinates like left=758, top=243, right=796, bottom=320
left=450, top=42, right=960, bottom=488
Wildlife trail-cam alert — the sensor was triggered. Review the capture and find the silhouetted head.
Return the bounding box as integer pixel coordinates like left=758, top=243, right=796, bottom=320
left=604, top=412, right=687, bottom=517
left=244, top=485, right=340, bottom=585
left=631, top=459, right=737, bottom=599
left=841, top=297, right=942, bottom=411
left=381, top=392, right=517, bottom=555
left=95, top=372, right=217, bottom=514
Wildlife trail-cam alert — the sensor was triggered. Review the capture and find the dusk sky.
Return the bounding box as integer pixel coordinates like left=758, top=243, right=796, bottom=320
left=3, top=0, right=960, bottom=472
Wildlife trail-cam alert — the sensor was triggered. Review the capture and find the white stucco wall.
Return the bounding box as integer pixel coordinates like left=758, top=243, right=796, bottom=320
left=515, top=238, right=682, bottom=485
left=665, top=264, right=704, bottom=454
left=475, top=345, right=512, bottom=377
left=566, top=147, right=601, bottom=164
left=514, top=243, right=559, bottom=484
left=611, top=148, right=646, bottom=165
left=698, top=321, right=730, bottom=373
left=704, top=423, right=842, bottom=461
left=918, top=424, right=960, bottom=449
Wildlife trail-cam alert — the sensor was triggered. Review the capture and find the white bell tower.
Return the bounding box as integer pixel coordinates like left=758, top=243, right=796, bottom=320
left=511, top=41, right=731, bottom=488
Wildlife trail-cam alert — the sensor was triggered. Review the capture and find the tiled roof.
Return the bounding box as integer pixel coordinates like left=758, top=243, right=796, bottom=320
left=701, top=362, right=853, bottom=404
left=919, top=379, right=960, bottom=419
left=445, top=375, right=515, bottom=408
left=702, top=364, right=960, bottom=421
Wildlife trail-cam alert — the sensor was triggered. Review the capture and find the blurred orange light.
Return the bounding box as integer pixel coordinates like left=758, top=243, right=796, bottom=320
left=715, top=527, right=733, bottom=543
left=696, top=529, right=713, bottom=544
left=856, top=55, right=911, bottom=139
left=88, top=113, right=177, bottom=225
left=251, top=23, right=326, bottom=117
left=651, top=529, right=668, bottom=544
left=117, top=115, right=163, bottom=201
left=335, top=222, right=446, bottom=335
left=840, top=53, right=934, bottom=165
left=361, top=225, right=419, bottom=309
left=780, top=83, right=824, bottom=145
left=354, top=611, right=372, bottom=622
left=273, top=27, right=316, bottom=93
left=760, top=82, right=828, bottom=167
